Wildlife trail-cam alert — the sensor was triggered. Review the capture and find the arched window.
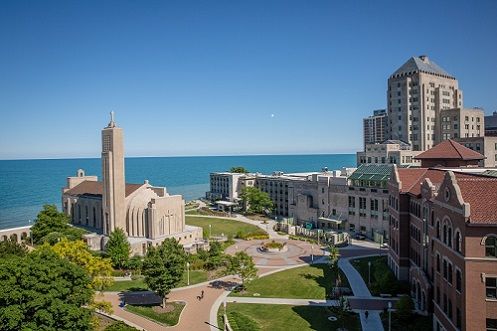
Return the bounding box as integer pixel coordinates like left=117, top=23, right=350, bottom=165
left=455, top=230, right=462, bottom=252
left=448, top=226, right=452, bottom=248
left=485, top=236, right=497, bottom=257
left=443, top=224, right=447, bottom=244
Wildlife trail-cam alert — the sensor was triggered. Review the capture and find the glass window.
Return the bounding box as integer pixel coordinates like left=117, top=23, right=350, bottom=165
left=486, top=277, right=497, bottom=299
left=486, top=237, right=497, bottom=257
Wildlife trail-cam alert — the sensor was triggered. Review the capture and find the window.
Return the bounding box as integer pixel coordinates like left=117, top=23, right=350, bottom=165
left=448, top=263, right=453, bottom=284
left=486, top=277, right=497, bottom=299
left=455, top=230, right=462, bottom=252
left=486, top=236, right=497, bottom=257
left=436, top=254, right=441, bottom=272
left=456, top=269, right=462, bottom=292
left=488, top=319, right=497, bottom=331
left=443, top=259, right=448, bottom=279
left=456, top=308, right=461, bottom=329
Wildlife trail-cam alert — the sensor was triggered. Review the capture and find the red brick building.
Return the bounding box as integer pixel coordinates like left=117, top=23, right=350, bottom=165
left=388, top=167, right=497, bottom=331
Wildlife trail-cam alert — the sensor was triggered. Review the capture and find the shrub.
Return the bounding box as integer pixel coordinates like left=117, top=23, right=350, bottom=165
left=396, top=296, right=414, bottom=321
left=228, top=311, right=261, bottom=331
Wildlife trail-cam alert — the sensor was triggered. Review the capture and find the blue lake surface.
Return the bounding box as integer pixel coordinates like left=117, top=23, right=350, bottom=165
left=0, top=154, right=355, bottom=229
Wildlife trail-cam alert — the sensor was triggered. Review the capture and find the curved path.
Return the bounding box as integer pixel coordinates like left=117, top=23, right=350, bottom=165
left=101, top=213, right=387, bottom=331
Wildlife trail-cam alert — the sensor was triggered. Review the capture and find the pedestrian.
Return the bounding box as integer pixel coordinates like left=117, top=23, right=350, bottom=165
left=365, top=310, right=369, bottom=321
left=201, top=290, right=205, bottom=298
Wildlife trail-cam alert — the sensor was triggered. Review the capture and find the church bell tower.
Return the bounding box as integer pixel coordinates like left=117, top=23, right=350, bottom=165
left=102, top=111, right=126, bottom=234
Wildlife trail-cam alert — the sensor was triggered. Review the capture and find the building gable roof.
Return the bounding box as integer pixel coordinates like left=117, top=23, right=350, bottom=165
left=414, top=139, right=485, bottom=161
left=391, top=56, right=454, bottom=79
left=454, top=173, right=497, bottom=224
left=64, top=181, right=143, bottom=198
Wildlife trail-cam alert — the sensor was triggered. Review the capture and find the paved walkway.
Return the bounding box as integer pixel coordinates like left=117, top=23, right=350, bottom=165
left=226, top=297, right=339, bottom=306
left=339, top=256, right=385, bottom=331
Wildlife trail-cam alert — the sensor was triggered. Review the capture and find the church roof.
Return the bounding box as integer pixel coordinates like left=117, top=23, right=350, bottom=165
left=391, top=56, right=454, bottom=79
left=414, top=139, right=485, bottom=161
left=64, top=180, right=143, bottom=197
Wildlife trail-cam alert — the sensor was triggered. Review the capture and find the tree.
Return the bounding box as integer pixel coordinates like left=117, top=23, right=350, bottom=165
left=142, top=239, right=187, bottom=308
left=30, top=204, right=86, bottom=244
left=228, top=251, right=257, bottom=290
left=395, top=295, right=414, bottom=321
left=51, top=238, right=114, bottom=291
left=239, top=187, right=274, bottom=214
left=127, top=256, right=143, bottom=274
left=327, top=244, right=340, bottom=273
left=204, top=241, right=225, bottom=270
left=105, top=228, right=131, bottom=270
left=230, top=166, right=249, bottom=174
left=0, top=238, right=28, bottom=259
left=331, top=295, right=351, bottom=331
left=0, top=249, right=93, bottom=330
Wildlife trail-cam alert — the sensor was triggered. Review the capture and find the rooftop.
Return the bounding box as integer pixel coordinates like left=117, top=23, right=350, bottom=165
left=64, top=180, right=143, bottom=197
left=414, top=139, right=485, bottom=161
left=349, top=164, right=393, bottom=181
left=391, top=55, right=455, bottom=79
left=454, top=172, right=497, bottom=224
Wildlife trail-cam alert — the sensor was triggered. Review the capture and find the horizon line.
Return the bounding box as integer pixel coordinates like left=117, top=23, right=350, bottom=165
left=0, top=151, right=357, bottom=161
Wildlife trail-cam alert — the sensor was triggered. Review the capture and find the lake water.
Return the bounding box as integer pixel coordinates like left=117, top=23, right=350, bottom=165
left=0, top=154, right=355, bottom=229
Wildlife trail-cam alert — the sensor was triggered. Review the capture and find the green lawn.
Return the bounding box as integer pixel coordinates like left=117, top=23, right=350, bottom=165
left=185, top=215, right=265, bottom=238
left=225, top=303, right=361, bottom=331
left=351, top=256, right=409, bottom=296
left=230, top=264, right=350, bottom=299
left=125, top=302, right=185, bottom=326
left=104, top=270, right=208, bottom=292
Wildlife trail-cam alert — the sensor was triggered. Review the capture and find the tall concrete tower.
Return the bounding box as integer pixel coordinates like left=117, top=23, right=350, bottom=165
left=102, top=111, right=126, bottom=235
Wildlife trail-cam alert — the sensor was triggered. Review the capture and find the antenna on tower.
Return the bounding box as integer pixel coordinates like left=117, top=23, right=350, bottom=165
left=108, top=111, right=116, bottom=127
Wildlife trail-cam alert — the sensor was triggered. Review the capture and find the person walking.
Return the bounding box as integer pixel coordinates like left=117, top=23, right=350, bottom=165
left=365, top=310, right=369, bottom=321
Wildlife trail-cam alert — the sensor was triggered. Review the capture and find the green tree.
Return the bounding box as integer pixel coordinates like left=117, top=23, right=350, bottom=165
left=395, top=295, right=414, bottom=321
left=0, top=249, right=93, bottom=330
left=327, top=244, right=340, bottom=273
left=127, top=255, right=143, bottom=274
left=239, top=187, right=274, bottom=214
left=51, top=238, right=114, bottom=291
left=204, top=241, right=224, bottom=270
left=0, top=238, right=28, bottom=259
left=105, top=228, right=131, bottom=270
left=228, top=251, right=257, bottom=290
left=230, top=166, right=249, bottom=174
left=30, top=204, right=86, bottom=244
left=142, top=238, right=187, bottom=308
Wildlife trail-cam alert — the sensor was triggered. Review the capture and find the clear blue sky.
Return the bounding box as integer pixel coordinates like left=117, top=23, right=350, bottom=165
left=1, top=0, right=496, bottom=159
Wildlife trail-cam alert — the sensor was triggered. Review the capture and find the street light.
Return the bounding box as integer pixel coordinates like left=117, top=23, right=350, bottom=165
left=368, top=261, right=371, bottom=286
left=186, top=262, right=190, bottom=286
left=209, top=224, right=212, bottom=238
left=311, top=245, right=314, bottom=262
left=388, top=301, right=392, bottom=331
left=28, top=219, right=33, bottom=246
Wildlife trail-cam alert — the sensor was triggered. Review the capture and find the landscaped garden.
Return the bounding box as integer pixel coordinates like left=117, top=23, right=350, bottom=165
left=222, top=303, right=361, bottom=331
left=230, top=264, right=350, bottom=299
left=103, top=269, right=209, bottom=292
left=351, top=255, right=409, bottom=296
left=125, top=301, right=185, bottom=326
left=185, top=215, right=268, bottom=239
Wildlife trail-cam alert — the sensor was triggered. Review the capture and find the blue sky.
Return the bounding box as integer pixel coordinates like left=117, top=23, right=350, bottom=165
left=1, top=0, right=496, bottom=159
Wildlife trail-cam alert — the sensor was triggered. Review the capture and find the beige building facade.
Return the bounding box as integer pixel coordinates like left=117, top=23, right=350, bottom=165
left=62, top=113, right=204, bottom=255
left=388, top=55, right=463, bottom=151
left=439, top=107, right=484, bottom=141
left=357, top=140, right=421, bottom=167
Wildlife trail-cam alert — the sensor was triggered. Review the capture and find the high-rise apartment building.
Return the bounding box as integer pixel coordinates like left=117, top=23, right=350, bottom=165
left=388, top=55, right=463, bottom=151
left=363, top=109, right=388, bottom=148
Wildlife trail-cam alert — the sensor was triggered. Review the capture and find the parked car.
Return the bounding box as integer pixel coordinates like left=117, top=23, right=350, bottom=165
left=354, top=233, right=366, bottom=240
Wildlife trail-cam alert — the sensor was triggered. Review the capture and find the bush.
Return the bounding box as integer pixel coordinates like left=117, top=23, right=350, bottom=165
left=396, top=296, right=414, bottom=321
left=104, top=321, right=139, bottom=330
left=111, top=269, right=126, bottom=277
left=228, top=311, right=261, bottom=331
left=236, top=230, right=269, bottom=240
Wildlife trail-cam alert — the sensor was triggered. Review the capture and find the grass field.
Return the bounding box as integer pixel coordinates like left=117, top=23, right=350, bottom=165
left=185, top=215, right=265, bottom=238
left=225, top=303, right=361, bottom=331
left=104, top=270, right=208, bottom=292
left=230, top=264, right=350, bottom=299
left=125, top=302, right=185, bottom=326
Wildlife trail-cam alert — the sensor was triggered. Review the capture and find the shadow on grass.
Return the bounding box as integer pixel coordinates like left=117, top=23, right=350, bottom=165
left=299, top=264, right=347, bottom=299
left=291, top=306, right=361, bottom=331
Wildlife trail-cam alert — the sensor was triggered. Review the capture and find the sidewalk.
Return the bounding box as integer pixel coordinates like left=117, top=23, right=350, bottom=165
left=339, top=257, right=384, bottom=331
left=226, top=297, right=339, bottom=306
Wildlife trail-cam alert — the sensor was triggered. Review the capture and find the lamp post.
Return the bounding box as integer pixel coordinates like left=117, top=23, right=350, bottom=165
left=388, top=301, right=392, bottom=331
left=311, top=245, right=314, bottom=262
left=28, top=219, right=33, bottom=246
left=368, top=261, right=371, bottom=286
left=209, top=224, right=212, bottom=238
left=186, top=262, right=190, bottom=286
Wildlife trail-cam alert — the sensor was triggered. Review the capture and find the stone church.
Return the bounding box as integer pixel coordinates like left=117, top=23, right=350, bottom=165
left=62, top=113, right=204, bottom=255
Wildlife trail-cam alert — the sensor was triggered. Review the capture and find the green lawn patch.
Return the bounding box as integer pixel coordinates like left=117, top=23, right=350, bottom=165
left=230, top=264, right=349, bottom=299
left=104, top=270, right=208, bottom=291
left=185, top=215, right=266, bottom=239
left=351, top=256, right=409, bottom=296
left=125, top=302, right=185, bottom=326
left=226, top=303, right=361, bottom=331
